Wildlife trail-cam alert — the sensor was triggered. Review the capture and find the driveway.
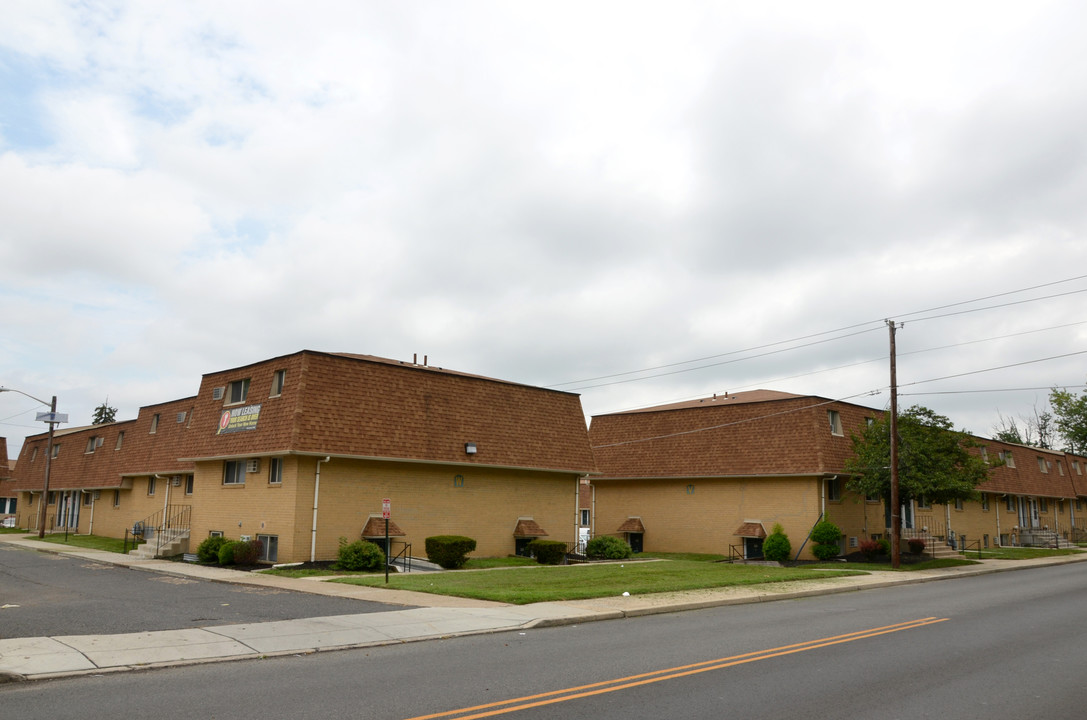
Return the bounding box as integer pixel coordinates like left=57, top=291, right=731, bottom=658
left=0, top=543, right=411, bottom=639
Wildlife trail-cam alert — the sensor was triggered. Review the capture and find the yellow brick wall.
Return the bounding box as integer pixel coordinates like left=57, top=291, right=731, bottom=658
left=593, top=476, right=833, bottom=559
left=189, top=456, right=580, bottom=563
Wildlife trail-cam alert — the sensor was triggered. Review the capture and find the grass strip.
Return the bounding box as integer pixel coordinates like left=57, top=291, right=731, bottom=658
left=329, top=560, right=865, bottom=604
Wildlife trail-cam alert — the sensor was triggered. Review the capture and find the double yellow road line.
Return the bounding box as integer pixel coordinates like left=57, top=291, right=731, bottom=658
left=405, top=617, right=948, bottom=720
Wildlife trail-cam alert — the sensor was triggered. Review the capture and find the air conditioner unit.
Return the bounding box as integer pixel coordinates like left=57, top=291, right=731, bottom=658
left=239, top=535, right=251, bottom=542
left=246, top=459, right=261, bottom=473
left=172, top=477, right=181, bottom=487
left=212, top=387, right=225, bottom=400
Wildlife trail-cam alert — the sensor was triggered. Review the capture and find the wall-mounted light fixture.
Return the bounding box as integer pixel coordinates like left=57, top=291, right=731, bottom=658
left=465, top=442, right=477, bottom=455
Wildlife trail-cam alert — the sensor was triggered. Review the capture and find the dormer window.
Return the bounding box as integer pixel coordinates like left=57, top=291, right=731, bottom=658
left=827, top=410, right=843, bottom=436
left=228, top=379, right=250, bottom=404
left=270, top=369, right=286, bottom=397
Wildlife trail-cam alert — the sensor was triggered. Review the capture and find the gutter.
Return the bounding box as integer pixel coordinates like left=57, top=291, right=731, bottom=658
left=310, top=457, right=331, bottom=562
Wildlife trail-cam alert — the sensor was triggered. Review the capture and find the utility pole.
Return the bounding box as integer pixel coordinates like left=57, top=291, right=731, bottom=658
left=887, top=320, right=901, bottom=569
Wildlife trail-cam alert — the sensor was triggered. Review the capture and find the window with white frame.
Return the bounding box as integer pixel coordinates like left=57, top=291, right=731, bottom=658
left=827, top=410, right=843, bottom=436
left=115, top=431, right=125, bottom=450
left=150, top=414, right=159, bottom=434
left=270, top=369, right=286, bottom=397
left=223, top=461, right=246, bottom=485
left=954, top=498, right=963, bottom=511
left=1040, top=498, right=1048, bottom=513
left=1002, top=450, right=1015, bottom=468
left=86, top=436, right=98, bottom=454
left=917, top=495, right=931, bottom=509
left=51, top=444, right=60, bottom=458
left=228, top=379, right=250, bottom=404
left=980, top=446, right=988, bottom=463
left=209, top=530, right=223, bottom=538
left=147, top=476, right=156, bottom=495
left=1075, top=461, right=1082, bottom=475
left=1038, top=457, right=1048, bottom=473
left=113, top=490, right=120, bottom=508
left=580, top=509, right=590, bottom=526
left=269, top=458, right=283, bottom=485
left=1006, top=495, right=1015, bottom=512
left=257, top=534, right=278, bottom=563
left=185, top=475, right=194, bottom=495
left=981, top=493, right=990, bottom=511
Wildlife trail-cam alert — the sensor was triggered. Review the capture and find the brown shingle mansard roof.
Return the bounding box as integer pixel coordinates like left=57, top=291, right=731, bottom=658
left=589, top=390, right=874, bottom=479
left=9, top=351, right=596, bottom=493
left=181, top=351, right=596, bottom=473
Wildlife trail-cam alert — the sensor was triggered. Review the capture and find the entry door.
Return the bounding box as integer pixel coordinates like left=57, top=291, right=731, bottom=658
left=883, top=500, right=914, bottom=531
left=1018, top=498, right=1039, bottom=528
left=628, top=533, right=643, bottom=554
left=744, top=537, right=764, bottom=559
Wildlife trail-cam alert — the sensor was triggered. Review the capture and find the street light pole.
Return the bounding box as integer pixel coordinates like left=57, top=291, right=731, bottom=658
left=0, top=388, right=64, bottom=538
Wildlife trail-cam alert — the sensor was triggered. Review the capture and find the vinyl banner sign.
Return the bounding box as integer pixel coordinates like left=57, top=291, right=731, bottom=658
left=217, top=404, right=261, bottom=434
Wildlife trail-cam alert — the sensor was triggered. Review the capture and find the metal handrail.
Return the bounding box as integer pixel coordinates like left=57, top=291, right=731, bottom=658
left=388, top=541, right=412, bottom=573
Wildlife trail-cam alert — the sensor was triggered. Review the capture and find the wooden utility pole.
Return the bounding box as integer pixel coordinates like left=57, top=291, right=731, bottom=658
left=887, top=321, right=901, bottom=569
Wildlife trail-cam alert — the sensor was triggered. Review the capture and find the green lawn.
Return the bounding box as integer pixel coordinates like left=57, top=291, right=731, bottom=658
left=968, top=546, right=1084, bottom=560
left=328, top=560, right=865, bottom=604
left=20, top=533, right=135, bottom=553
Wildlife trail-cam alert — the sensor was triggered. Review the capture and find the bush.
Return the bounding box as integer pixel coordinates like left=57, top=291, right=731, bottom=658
left=425, top=535, right=477, bottom=569
left=810, top=520, right=842, bottom=561
left=877, top=538, right=891, bottom=556
left=858, top=539, right=881, bottom=561
left=337, top=538, right=386, bottom=571
left=585, top=535, right=633, bottom=560
left=197, top=535, right=227, bottom=564
left=525, top=539, right=567, bottom=565
left=762, top=524, right=792, bottom=562
left=907, top=538, right=927, bottom=555
left=232, top=539, right=263, bottom=565
left=217, top=540, right=239, bottom=565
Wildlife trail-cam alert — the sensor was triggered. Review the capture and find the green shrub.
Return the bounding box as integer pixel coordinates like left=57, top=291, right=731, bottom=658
left=810, top=520, right=842, bottom=561
left=907, top=538, right=927, bottom=555
left=337, top=538, right=386, bottom=571
left=762, top=524, right=792, bottom=562
left=585, top=535, right=633, bottom=560
left=217, top=540, right=239, bottom=565
left=525, top=539, right=567, bottom=565
left=197, top=535, right=227, bottom=564
left=858, top=539, right=881, bottom=561
left=425, top=535, right=477, bottom=569
left=812, top=544, right=842, bottom=561
left=877, top=538, right=891, bottom=556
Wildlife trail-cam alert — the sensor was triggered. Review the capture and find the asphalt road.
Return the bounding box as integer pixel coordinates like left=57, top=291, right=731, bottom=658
left=3, top=562, right=1086, bottom=719
left=0, top=544, right=410, bottom=638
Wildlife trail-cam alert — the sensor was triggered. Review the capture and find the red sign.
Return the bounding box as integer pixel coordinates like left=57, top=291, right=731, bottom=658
left=382, top=498, right=391, bottom=519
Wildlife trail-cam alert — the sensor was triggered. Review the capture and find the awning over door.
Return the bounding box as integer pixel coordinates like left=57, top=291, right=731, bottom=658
left=734, top=521, right=766, bottom=538
left=361, top=516, right=406, bottom=537
left=617, top=517, right=646, bottom=533
left=513, top=518, right=548, bottom=538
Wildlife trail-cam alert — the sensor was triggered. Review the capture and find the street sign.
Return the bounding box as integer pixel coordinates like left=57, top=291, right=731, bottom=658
left=382, top=498, right=391, bottom=519
left=36, top=412, right=68, bottom=423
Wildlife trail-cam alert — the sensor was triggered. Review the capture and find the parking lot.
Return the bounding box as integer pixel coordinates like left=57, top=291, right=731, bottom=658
left=0, top=543, right=410, bottom=639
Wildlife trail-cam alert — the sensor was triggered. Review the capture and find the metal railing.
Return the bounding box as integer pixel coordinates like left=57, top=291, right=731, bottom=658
left=123, top=504, right=192, bottom=557
left=387, top=541, right=413, bottom=573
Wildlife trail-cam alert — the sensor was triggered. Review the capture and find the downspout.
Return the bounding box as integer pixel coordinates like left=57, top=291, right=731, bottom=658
left=996, top=495, right=1003, bottom=546
left=945, top=501, right=952, bottom=548
left=84, top=489, right=95, bottom=535
left=591, top=483, right=596, bottom=539
left=310, top=457, right=331, bottom=562
left=156, top=474, right=169, bottom=517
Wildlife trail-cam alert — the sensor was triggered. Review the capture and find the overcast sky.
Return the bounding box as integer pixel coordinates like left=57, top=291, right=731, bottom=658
left=3, top=1, right=1087, bottom=460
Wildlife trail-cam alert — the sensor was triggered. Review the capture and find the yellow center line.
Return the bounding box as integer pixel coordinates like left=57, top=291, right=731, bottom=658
left=403, top=617, right=948, bottom=720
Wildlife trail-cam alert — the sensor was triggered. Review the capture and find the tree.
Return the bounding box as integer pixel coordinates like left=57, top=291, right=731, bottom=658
left=92, top=400, right=117, bottom=425
left=1049, top=386, right=1087, bottom=455
left=992, top=406, right=1054, bottom=448
left=845, top=405, right=992, bottom=507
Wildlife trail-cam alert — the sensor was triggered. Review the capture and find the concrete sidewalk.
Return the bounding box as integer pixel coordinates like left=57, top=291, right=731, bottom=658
left=3, top=536, right=1085, bottom=683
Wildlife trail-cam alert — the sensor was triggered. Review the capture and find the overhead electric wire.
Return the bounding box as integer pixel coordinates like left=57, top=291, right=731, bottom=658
left=551, top=273, right=1087, bottom=392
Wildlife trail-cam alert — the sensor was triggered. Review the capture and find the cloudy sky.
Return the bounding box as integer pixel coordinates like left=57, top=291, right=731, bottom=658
left=3, top=1, right=1087, bottom=459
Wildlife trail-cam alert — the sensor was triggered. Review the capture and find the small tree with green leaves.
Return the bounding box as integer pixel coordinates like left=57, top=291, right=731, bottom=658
left=810, top=520, right=842, bottom=561
left=762, top=523, right=792, bottom=562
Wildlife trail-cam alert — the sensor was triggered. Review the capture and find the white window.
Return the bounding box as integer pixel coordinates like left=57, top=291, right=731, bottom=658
left=1040, top=498, right=1048, bottom=513
left=86, top=437, right=98, bottom=454
left=51, top=444, right=60, bottom=458
left=115, top=431, right=125, bottom=450
left=1001, top=450, right=1015, bottom=468
left=980, top=446, right=988, bottom=463
left=1038, top=457, right=1048, bottom=474
left=269, top=458, right=283, bottom=485
left=228, top=379, right=250, bottom=404
left=981, top=493, right=990, bottom=511
left=30, top=447, right=38, bottom=462
left=271, top=369, right=286, bottom=397
left=1075, top=461, right=1082, bottom=476
left=828, top=410, right=843, bottom=436
left=954, top=498, right=963, bottom=511
left=147, top=476, right=156, bottom=496
left=150, top=414, right=159, bottom=434
left=209, top=530, right=223, bottom=538
left=185, top=475, right=194, bottom=495
left=113, top=490, right=120, bottom=508
left=1058, top=463, right=1065, bottom=476
left=917, top=495, right=931, bottom=509
left=1006, top=495, right=1015, bottom=512
left=223, top=461, right=246, bottom=485
left=257, top=534, right=278, bottom=563
left=580, top=509, right=590, bottom=526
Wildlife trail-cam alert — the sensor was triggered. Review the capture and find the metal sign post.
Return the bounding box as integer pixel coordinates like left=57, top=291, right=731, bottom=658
left=382, top=498, right=391, bottom=584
